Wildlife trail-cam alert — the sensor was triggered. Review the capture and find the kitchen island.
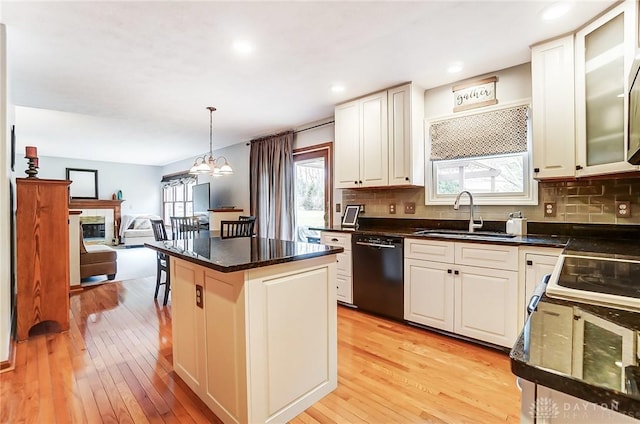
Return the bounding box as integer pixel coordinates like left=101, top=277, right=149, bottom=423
left=145, top=235, right=343, bottom=424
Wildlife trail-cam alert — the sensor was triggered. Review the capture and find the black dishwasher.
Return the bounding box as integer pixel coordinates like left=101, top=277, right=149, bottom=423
left=352, top=234, right=404, bottom=321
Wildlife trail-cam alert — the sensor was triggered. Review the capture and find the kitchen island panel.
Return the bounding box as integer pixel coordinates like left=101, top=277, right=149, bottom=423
left=169, top=253, right=337, bottom=424
left=245, top=257, right=337, bottom=423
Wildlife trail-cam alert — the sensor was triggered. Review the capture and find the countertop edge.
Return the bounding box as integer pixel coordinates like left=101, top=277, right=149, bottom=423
left=313, top=227, right=568, bottom=248
left=510, top=330, right=640, bottom=417
left=145, top=241, right=344, bottom=273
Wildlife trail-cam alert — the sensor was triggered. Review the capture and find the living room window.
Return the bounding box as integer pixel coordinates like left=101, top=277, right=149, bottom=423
left=161, top=173, right=197, bottom=223
left=426, top=102, right=537, bottom=205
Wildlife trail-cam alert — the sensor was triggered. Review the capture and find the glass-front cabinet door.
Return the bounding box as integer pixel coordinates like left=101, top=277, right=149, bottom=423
left=575, top=1, right=639, bottom=176
left=572, top=309, right=636, bottom=392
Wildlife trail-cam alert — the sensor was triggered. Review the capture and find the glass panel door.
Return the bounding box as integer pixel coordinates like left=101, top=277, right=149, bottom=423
left=293, top=145, right=331, bottom=242
left=584, top=13, right=625, bottom=166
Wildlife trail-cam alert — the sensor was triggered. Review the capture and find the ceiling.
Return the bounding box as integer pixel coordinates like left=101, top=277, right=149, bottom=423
left=3, top=0, right=616, bottom=166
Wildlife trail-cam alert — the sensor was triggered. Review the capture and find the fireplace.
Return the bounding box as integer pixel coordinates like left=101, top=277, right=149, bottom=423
left=80, top=216, right=106, bottom=243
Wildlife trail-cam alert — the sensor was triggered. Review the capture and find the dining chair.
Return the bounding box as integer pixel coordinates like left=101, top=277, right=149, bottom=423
left=220, top=219, right=255, bottom=239
left=170, top=216, right=199, bottom=239
left=150, top=219, right=171, bottom=306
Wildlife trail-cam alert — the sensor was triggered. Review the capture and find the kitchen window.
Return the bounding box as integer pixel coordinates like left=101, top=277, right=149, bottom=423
left=426, top=102, right=537, bottom=205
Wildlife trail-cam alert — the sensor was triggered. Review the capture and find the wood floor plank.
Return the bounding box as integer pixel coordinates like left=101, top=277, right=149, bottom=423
left=1, top=275, right=519, bottom=423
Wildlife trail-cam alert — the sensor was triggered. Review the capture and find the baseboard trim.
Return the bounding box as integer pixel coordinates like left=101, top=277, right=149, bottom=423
left=0, top=339, right=16, bottom=373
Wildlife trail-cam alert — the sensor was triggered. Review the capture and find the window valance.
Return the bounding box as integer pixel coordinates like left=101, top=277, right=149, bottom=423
left=161, top=172, right=196, bottom=187
left=429, top=104, right=529, bottom=161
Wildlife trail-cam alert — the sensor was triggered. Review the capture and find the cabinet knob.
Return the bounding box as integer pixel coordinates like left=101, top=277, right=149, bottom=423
left=354, top=181, right=358, bottom=185
left=405, top=177, right=410, bottom=181
left=533, top=168, right=540, bottom=173
left=359, top=180, right=363, bottom=184
left=454, top=270, right=459, bottom=275
left=331, top=238, right=339, bottom=242
left=447, top=269, right=452, bottom=274
left=526, top=260, right=533, bottom=266
left=576, top=165, right=583, bottom=171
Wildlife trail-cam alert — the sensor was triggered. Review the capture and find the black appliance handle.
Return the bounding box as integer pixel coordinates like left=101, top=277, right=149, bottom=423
left=355, top=241, right=396, bottom=249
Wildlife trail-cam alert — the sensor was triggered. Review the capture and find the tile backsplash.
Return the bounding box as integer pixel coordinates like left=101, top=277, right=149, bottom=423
left=342, top=177, right=640, bottom=225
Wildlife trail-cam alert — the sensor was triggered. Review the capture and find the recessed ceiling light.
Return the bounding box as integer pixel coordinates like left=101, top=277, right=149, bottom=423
left=232, top=40, right=254, bottom=54
left=447, top=62, right=463, bottom=74
left=541, top=2, right=572, bottom=21
left=330, top=84, right=345, bottom=93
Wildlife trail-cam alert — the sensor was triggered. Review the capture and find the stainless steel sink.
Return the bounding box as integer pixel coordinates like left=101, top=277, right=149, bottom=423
left=412, top=229, right=516, bottom=239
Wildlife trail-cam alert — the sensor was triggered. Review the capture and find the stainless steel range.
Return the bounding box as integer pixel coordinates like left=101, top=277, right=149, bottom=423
left=546, top=251, right=640, bottom=312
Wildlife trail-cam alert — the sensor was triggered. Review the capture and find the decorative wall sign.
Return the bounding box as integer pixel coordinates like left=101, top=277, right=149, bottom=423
left=452, top=76, right=497, bottom=112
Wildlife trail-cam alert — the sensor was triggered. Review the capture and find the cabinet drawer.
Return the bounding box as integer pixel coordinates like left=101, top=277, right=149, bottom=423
left=321, top=232, right=352, bottom=250
left=405, top=238, right=454, bottom=263
left=455, top=243, right=518, bottom=271
left=336, top=252, right=352, bottom=276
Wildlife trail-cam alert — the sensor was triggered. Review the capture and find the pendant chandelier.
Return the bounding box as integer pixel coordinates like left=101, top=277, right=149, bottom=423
left=189, top=106, right=233, bottom=176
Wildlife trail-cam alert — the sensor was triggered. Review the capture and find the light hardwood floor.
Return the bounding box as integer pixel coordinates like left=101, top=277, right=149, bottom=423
left=0, top=277, right=520, bottom=423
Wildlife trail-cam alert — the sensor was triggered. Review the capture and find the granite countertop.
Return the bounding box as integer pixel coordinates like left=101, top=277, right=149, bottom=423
left=510, top=295, right=640, bottom=417
left=510, top=236, right=640, bottom=419
left=313, top=225, right=569, bottom=248
left=145, top=235, right=343, bottom=273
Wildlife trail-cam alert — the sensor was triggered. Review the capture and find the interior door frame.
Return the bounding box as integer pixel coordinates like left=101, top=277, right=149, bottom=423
left=293, top=142, right=333, bottom=228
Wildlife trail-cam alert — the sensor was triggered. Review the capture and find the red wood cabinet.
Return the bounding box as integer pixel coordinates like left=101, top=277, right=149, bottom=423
left=16, top=178, right=71, bottom=341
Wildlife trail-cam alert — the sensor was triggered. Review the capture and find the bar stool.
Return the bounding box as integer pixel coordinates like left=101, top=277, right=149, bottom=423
left=150, top=219, right=171, bottom=306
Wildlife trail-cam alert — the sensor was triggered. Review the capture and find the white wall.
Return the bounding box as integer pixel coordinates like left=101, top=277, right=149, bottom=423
left=36, top=156, right=163, bottom=215
left=424, top=62, right=532, bottom=119
left=0, top=23, right=11, bottom=364
left=292, top=118, right=340, bottom=226
left=162, top=119, right=337, bottom=224
left=162, top=142, right=251, bottom=215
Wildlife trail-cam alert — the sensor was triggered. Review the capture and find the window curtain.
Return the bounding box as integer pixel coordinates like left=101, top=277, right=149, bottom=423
left=249, top=131, right=295, bottom=240
left=430, top=105, right=529, bottom=160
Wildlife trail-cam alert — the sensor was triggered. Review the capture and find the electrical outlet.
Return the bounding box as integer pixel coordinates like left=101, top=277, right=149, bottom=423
left=544, top=202, right=556, bottom=217
left=359, top=204, right=366, bottom=214
left=404, top=202, right=416, bottom=214
left=616, top=201, right=631, bottom=218
left=389, top=203, right=396, bottom=214
left=335, top=203, right=341, bottom=213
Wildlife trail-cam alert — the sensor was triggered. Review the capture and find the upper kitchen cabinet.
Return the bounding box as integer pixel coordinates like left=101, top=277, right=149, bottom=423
left=531, top=0, right=639, bottom=179
left=531, top=35, right=576, bottom=179
left=574, top=1, right=638, bottom=176
left=335, top=91, right=388, bottom=188
left=388, top=84, right=425, bottom=186
left=334, top=83, right=425, bottom=189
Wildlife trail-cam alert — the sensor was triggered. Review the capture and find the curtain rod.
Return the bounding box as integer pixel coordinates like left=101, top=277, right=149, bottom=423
left=294, top=120, right=334, bottom=134
left=245, top=120, right=335, bottom=146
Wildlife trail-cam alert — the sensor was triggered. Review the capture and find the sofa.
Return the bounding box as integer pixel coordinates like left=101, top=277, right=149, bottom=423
left=80, top=226, right=117, bottom=280
left=120, top=214, right=162, bottom=247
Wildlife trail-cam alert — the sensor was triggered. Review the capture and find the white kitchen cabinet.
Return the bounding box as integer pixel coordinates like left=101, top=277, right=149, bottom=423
left=334, top=101, right=361, bottom=188
left=454, top=264, right=519, bottom=347
left=334, top=91, right=388, bottom=188
left=171, top=259, right=205, bottom=393
left=404, top=238, right=519, bottom=347
left=531, top=35, right=577, bottom=179
left=404, top=258, right=454, bottom=332
left=170, top=255, right=338, bottom=424
left=334, top=83, right=425, bottom=189
left=520, top=248, right=562, bottom=324
left=388, top=83, right=425, bottom=186
left=574, top=0, right=639, bottom=176
left=321, top=231, right=353, bottom=304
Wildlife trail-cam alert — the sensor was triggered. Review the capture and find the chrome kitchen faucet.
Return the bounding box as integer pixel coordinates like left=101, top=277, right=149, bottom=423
left=453, top=191, right=483, bottom=233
